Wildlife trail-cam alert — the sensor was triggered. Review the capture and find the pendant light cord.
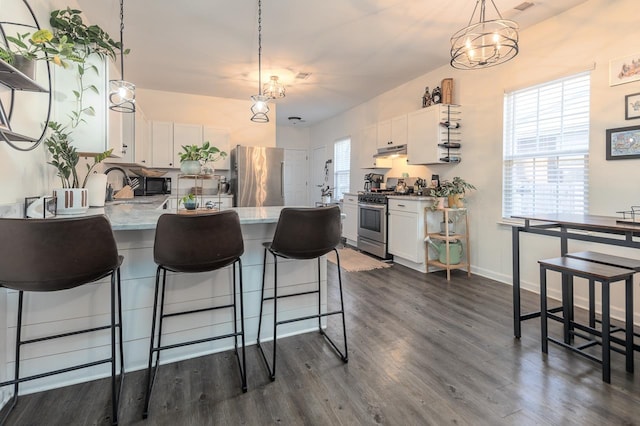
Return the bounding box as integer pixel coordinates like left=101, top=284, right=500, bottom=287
left=257, top=0, right=262, bottom=91
left=119, top=0, right=125, bottom=80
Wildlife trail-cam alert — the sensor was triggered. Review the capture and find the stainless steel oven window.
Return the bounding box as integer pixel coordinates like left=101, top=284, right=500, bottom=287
left=358, top=203, right=386, bottom=242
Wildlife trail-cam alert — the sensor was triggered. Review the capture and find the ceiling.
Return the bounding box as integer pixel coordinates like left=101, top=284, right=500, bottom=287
left=76, top=0, right=587, bottom=127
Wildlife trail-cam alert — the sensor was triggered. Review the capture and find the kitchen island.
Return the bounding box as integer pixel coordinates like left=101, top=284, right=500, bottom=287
left=1, top=198, right=328, bottom=397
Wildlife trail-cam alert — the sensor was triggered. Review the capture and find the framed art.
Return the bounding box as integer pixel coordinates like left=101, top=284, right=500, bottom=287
left=625, top=93, right=640, bottom=120
left=609, top=53, right=640, bottom=86
left=606, top=125, right=640, bottom=160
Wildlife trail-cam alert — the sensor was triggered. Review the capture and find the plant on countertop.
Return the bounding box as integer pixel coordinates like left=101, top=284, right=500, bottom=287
left=179, top=142, right=227, bottom=163
left=45, top=121, right=113, bottom=188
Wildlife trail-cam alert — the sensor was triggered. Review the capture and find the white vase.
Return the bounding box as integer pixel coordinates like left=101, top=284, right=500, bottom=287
left=54, top=188, right=89, bottom=214
left=180, top=160, right=201, bottom=175
left=85, top=174, right=108, bottom=207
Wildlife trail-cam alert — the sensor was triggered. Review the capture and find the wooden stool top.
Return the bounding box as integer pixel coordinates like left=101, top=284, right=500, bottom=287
left=538, top=256, right=635, bottom=282
left=566, top=251, right=640, bottom=272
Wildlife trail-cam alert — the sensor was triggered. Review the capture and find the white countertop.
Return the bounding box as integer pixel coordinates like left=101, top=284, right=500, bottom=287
left=73, top=195, right=283, bottom=231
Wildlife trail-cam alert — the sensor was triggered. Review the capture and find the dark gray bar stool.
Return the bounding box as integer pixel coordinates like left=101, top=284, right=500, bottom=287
left=143, top=211, right=246, bottom=419
left=0, top=216, right=125, bottom=425
left=257, top=206, right=348, bottom=381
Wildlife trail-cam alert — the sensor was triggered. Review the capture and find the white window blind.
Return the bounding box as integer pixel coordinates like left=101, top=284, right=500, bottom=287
left=502, top=72, right=590, bottom=218
left=334, top=138, right=351, bottom=201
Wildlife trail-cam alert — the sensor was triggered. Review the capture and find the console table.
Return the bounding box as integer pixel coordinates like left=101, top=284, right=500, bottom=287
left=511, top=214, right=640, bottom=339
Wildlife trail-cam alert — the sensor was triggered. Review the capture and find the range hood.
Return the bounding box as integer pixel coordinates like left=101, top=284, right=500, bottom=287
left=373, top=144, right=407, bottom=158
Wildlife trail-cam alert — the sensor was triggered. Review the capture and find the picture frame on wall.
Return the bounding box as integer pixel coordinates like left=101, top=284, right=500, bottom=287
left=625, top=93, right=640, bottom=120
left=609, top=53, right=640, bottom=86
left=606, top=125, right=640, bottom=160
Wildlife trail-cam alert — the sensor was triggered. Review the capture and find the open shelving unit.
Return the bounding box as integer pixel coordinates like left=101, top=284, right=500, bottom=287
left=424, top=207, right=470, bottom=281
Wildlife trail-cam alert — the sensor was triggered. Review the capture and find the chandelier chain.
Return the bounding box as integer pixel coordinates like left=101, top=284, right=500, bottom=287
left=257, top=0, right=262, bottom=91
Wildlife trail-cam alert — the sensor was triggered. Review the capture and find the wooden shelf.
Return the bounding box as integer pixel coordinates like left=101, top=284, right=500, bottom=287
left=0, top=128, right=38, bottom=142
left=424, top=207, right=470, bottom=281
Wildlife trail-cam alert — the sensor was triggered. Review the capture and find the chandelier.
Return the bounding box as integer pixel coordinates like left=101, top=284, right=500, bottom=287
left=109, top=0, right=135, bottom=112
left=250, top=0, right=270, bottom=122
left=450, top=0, right=519, bottom=70
left=263, top=75, right=285, bottom=99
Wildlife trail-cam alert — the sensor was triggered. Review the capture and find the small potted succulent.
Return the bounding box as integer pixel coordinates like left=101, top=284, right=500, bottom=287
left=178, top=141, right=227, bottom=175
left=181, top=193, right=198, bottom=210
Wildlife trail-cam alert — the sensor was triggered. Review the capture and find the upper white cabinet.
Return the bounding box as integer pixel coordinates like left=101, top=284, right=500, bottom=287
left=359, top=124, right=391, bottom=169
left=172, top=123, right=203, bottom=166
left=105, top=104, right=150, bottom=166
left=203, top=126, right=231, bottom=170
left=53, top=55, right=122, bottom=156
left=151, top=121, right=174, bottom=168
left=377, top=115, right=407, bottom=149
left=150, top=121, right=231, bottom=170
left=407, top=104, right=462, bottom=165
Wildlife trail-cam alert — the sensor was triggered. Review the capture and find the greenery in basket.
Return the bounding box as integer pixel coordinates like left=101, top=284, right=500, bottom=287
left=45, top=121, right=112, bottom=188
left=179, top=141, right=227, bottom=163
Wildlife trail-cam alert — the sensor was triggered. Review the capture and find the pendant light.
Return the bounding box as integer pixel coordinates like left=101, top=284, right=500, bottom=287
left=250, top=0, right=270, bottom=123
left=109, top=0, right=135, bottom=112
left=450, top=0, right=519, bottom=70
left=263, top=75, right=285, bottom=100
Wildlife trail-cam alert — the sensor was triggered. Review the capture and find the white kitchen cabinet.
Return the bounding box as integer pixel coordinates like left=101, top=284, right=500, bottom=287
left=203, top=126, right=231, bottom=170
left=54, top=55, right=122, bottom=156
left=172, top=123, right=203, bottom=167
left=377, top=115, right=407, bottom=149
left=359, top=124, right=391, bottom=169
left=407, top=104, right=461, bottom=165
left=151, top=121, right=174, bottom=168
left=341, top=193, right=358, bottom=244
left=134, top=107, right=151, bottom=165
left=388, top=198, right=428, bottom=264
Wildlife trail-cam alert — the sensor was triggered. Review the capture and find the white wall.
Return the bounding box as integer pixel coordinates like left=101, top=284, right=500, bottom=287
left=308, top=0, right=640, bottom=324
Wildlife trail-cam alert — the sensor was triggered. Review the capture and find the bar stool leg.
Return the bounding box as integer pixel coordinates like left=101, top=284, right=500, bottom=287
left=237, top=260, right=247, bottom=391
left=588, top=279, right=596, bottom=328
left=0, top=292, right=24, bottom=425
left=317, top=257, right=322, bottom=331
left=540, top=265, right=548, bottom=354
left=270, top=255, right=279, bottom=380
left=143, top=266, right=165, bottom=418
left=601, top=281, right=611, bottom=384
left=110, top=273, right=118, bottom=425
left=625, top=277, right=634, bottom=374
left=335, top=249, right=349, bottom=361
left=561, top=273, right=573, bottom=344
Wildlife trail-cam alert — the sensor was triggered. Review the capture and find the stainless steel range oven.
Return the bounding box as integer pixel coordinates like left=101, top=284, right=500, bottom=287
left=357, top=192, right=391, bottom=260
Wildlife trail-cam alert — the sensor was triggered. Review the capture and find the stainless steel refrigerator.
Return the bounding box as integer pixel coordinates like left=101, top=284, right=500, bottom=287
left=230, top=145, right=285, bottom=207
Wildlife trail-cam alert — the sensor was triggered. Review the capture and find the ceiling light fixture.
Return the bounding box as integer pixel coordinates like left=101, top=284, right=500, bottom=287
left=450, top=0, right=519, bottom=70
left=109, top=0, right=135, bottom=113
left=250, top=0, right=270, bottom=123
left=263, top=75, right=285, bottom=99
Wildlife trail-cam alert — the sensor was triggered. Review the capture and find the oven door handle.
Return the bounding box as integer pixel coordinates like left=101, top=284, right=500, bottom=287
left=358, top=203, right=386, bottom=210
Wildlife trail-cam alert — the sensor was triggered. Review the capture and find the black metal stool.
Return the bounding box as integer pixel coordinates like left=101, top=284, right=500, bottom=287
left=0, top=216, right=125, bottom=425
left=257, top=206, right=348, bottom=381
left=143, top=211, right=246, bottom=419
left=539, top=256, right=634, bottom=383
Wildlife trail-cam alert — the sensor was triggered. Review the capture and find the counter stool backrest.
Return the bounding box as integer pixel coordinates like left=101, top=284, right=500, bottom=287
left=270, top=206, right=341, bottom=259
left=154, top=211, right=244, bottom=273
left=0, top=215, right=121, bottom=292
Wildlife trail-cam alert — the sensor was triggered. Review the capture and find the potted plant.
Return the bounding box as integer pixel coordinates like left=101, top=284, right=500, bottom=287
left=178, top=141, right=227, bottom=174
left=447, top=176, right=476, bottom=208
left=45, top=121, right=112, bottom=213
left=427, top=184, right=450, bottom=210
left=181, top=193, right=198, bottom=210
left=0, top=29, right=78, bottom=75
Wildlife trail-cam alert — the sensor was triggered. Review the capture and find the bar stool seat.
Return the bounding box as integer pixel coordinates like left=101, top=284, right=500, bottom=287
left=257, top=206, right=348, bottom=381
left=539, top=256, right=634, bottom=383
left=0, top=215, right=125, bottom=425
left=143, top=211, right=246, bottom=419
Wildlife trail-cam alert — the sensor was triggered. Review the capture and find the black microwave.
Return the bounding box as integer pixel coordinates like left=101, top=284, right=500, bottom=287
left=133, top=177, right=171, bottom=196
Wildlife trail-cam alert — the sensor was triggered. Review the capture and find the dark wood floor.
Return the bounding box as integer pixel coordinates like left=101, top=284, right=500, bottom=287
left=2, top=262, right=640, bottom=425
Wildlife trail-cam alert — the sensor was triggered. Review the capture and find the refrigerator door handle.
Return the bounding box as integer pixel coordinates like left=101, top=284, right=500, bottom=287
left=280, top=161, right=285, bottom=198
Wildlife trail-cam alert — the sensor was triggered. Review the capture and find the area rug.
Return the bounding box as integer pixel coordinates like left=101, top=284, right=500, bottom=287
left=326, top=247, right=391, bottom=272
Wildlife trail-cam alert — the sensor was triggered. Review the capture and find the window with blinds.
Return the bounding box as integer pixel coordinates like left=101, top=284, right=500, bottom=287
left=502, top=71, right=590, bottom=218
left=334, top=137, right=351, bottom=201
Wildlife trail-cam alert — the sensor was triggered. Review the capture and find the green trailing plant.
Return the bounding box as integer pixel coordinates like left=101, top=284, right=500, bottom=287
left=45, top=121, right=112, bottom=188
left=1, top=29, right=78, bottom=68
left=179, top=141, right=227, bottom=163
